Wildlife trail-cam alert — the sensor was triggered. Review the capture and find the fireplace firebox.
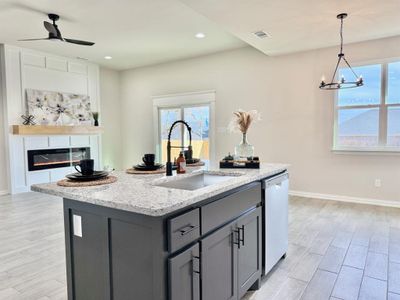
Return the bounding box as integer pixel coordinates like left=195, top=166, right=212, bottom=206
left=27, top=147, right=90, bottom=171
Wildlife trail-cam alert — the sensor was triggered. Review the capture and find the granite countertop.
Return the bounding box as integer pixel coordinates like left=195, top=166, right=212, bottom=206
left=31, top=163, right=289, bottom=217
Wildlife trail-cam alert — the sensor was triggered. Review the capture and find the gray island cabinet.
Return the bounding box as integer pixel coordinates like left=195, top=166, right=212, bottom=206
left=31, top=165, right=288, bottom=300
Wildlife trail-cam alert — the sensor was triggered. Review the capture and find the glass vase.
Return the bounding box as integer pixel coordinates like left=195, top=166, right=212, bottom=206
left=234, top=133, right=254, bottom=159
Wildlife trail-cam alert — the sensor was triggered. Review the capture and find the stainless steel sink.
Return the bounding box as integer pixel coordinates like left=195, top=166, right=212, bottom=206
left=154, top=172, right=242, bottom=191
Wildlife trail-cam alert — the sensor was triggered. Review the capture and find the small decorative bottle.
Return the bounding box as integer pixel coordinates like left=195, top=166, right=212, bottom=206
left=176, top=152, right=186, bottom=174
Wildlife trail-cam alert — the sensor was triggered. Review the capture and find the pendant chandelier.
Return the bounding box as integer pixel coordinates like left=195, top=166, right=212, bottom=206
left=320, top=13, right=363, bottom=90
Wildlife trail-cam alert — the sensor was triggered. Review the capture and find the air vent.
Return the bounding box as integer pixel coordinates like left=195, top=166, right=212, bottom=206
left=253, top=30, right=269, bottom=39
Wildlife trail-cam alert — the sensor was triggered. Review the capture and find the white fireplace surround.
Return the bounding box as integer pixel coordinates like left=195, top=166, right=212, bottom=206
left=0, top=45, right=102, bottom=194
left=10, top=135, right=100, bottom=193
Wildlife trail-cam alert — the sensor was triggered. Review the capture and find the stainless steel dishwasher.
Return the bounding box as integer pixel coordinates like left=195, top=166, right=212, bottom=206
left=263, top=172, right=289, bottom=275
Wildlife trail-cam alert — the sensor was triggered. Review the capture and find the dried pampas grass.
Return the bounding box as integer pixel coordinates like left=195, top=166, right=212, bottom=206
left=228, top=109, right=261, bottom=134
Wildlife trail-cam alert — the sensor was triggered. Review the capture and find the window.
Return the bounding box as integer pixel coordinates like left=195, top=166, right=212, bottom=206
left=334, top=61, right=400, bottom=151
left=153, top=92, right=215, bottom=165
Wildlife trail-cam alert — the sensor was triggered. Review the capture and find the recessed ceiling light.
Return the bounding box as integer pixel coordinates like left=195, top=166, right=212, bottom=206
left=253, top=30, right=270, bottom=39
left=195, top=32, right=205, bottom=39
left=104, top=56, right=112, bottom=60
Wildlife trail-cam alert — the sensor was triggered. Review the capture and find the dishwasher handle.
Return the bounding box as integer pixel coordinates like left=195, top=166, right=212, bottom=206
left=262, top=172, right=289, bottom=188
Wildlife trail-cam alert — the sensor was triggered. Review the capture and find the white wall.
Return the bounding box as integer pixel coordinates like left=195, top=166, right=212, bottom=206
left=120, top=36, right=400, bottom=203
left=100, top=68, right=122, bottom=170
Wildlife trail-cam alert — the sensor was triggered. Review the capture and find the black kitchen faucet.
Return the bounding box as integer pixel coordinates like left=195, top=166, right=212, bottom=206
left=166, top=120, right=193, bottom=176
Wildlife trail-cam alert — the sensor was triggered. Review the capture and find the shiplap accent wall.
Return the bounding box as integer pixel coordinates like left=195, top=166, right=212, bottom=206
left=0, top=44, right=101, bottom=194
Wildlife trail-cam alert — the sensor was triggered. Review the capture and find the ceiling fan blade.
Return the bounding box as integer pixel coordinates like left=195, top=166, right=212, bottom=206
left=64, top=38, right=95, bottom=46
left=18, top=38, right=50, bottom=41
left=0, top=3, right=75, bottom=22
left=44, top=21, right=57, bottom=35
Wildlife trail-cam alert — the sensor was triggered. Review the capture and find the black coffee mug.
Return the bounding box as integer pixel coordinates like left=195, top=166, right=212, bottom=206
left=75, top=159, right=94, bottom=176
left=184, top=149, right=193, bottom=160
left=142, top=154, right=155, bottom=166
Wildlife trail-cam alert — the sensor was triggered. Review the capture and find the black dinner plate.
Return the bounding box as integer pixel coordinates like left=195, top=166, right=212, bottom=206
left=66, top=171, right=109, bottom=181
left=186, top=158, right=200, bottom=165
left=133, top=163, right=164, bottom=171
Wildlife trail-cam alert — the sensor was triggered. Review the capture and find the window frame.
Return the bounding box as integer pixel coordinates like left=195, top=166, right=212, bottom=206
left=333, top=58, right=400, bottom=153
left=152, top=91, right=216, bottom=163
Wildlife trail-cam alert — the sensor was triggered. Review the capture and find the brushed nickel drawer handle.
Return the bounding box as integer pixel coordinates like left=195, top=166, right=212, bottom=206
left=179, top=225, right=199, bottom=236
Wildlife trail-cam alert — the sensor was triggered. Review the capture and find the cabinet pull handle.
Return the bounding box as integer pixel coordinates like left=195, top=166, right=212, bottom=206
left=241, top=225, right=245, bottom=246
left=179, top=225, right=199, bottom=236
left=234, top=226, right=245, bottom=249
left=192, top=255, right=201, bottom=274
left=233, top=229, right=241, bottom=249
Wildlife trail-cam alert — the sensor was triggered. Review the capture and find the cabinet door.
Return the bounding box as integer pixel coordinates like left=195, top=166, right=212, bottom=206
left=169, top=243, right=200, bottom=300
left=68, top=210, right=109, bottom=300
left=237, top=207, right=262, bottom=299
left=202, top=221, right=238, bottom=300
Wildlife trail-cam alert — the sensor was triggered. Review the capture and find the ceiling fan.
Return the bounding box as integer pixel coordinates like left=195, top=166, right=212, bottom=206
left=19, top=13, right=95, bottom=46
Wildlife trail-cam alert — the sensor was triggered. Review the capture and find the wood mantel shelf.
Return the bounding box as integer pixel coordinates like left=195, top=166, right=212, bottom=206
left=12, top=125, right=103, bottom=135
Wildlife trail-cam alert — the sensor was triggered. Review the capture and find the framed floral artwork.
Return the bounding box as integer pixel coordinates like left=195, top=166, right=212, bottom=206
left=26, top=89, right=92, bottom=125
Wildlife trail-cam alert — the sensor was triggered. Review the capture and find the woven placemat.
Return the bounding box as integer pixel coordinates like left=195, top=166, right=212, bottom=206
left=57, top=176, right=118, bottom=187
left=187, top=161, right=205, bottom=167
left=126, top=168, right=166, bottom=175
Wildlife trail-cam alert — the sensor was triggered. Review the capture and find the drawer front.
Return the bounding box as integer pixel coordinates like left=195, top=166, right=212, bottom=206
left=202, top=183, right=261, bottom=234
left=168, top=208, right=200, bottom=253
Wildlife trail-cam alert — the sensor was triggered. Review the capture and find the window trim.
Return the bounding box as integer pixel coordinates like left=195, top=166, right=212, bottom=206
left=333, top=58, right=400, bottom=153
left=152, top=90, right=216, bottom=164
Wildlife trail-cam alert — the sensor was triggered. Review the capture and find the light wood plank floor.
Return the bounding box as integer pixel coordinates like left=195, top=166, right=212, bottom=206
left=1, top=192, right=400, bottom=300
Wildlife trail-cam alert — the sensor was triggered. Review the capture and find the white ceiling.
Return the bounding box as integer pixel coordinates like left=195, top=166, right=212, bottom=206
left=180, top=0, right=400, bottom=56
left=0, top=0, right=399, bottom=70
left=0, top=0, right=246, bottom=70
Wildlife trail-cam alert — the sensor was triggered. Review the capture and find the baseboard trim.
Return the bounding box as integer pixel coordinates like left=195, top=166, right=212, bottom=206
left=289, top=190, right=400, bottom=209
left=0, top=190, right=9, bottom=196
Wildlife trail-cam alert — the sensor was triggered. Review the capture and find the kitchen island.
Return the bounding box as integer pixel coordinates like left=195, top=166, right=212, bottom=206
left=32, top=164, right=288, bottom=300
